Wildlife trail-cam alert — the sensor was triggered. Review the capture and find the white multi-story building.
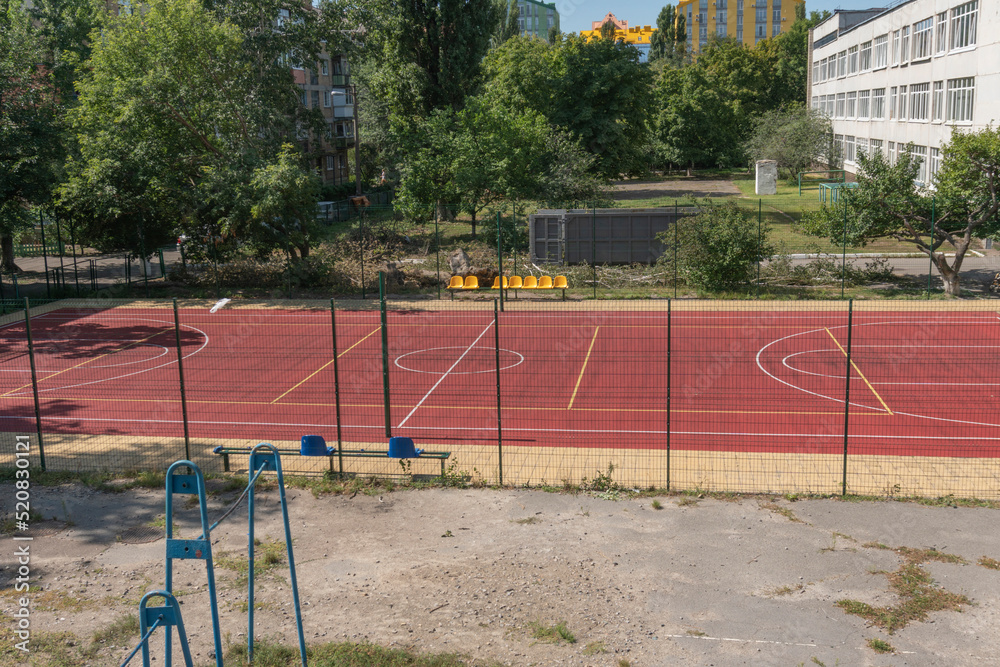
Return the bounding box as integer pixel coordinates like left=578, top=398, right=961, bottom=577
left=808, top=1, right=998, bottom=185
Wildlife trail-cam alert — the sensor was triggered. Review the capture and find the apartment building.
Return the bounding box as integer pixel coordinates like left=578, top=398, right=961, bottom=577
left=292, top=51, right=355, bottom=187
left=808, top=1, right=999, bottom=184
left=580, top=13, right=655, bottom=62
left=676, top=0, right=803, bottom=53
left=517, top=0, right=559, bottom=39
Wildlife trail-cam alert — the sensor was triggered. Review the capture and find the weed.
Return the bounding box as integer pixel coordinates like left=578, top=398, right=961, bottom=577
left=581, top=463, right=620, bottom=494
left=583, top=641, right=607, bottom=655
left=442, top=530, right=454, bottom=537
left=767, top=583, right=805, bottom=597
left=978, top=556, right=1000, bottom=570
left=651, top=500, right=663, bottom=510
left=513, top=517, right=540, bottom=525
left=528, top=620, right=576, bottom=644
left=867, top=638, right=895, bottom=654
left=84, top=614, right=139, bottom=658
left=618, top=660, right=632, bottom=667
left=676, top=497, right=699, bottom=507
left=216, top=537, right=286, bottom=585
left=685, top=629, right=708, bottom=637
left=759, top=501, right=804, bottom=523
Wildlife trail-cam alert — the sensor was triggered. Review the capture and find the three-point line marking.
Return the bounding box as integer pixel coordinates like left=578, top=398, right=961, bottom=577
left=567, top=327, right=600, bottom=410
left=825, top=327, right=893, bottom=415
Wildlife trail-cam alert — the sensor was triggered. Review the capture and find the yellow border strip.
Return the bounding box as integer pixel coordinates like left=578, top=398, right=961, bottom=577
left=825, top=328, right=893, bottom=415
left=270, top=326, right=381, bottom=404
left=2, top=327, right=173, bottom=397
left=567, top=327, right=600, bottom=410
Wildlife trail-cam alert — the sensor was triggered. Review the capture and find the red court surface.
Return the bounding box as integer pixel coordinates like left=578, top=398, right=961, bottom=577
left=2, top=305, right=1000, bottom=458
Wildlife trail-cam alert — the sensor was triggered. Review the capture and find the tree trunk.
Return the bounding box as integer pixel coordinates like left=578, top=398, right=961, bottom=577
left=470, top=209, right=477, bottom=239
left=686, top=161, right=693, bottom=178
left=1, top=234, right=20, bottom=273
left=931, top=251, right=962, bottom=296
left=435, top=200, right=454, bottom=222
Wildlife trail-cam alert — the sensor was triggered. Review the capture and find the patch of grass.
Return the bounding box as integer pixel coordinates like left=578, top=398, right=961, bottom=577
left=978, top=556, right=1000, bottom=570
left=83, top=614, right=140, bottom=658
left=226, top=637, right=479, bottom=666
left=651, top=500, right=663, bottom=510
left=513, top=516, right=540, bottom=525
left=821, top=532, right=858, bottom=553
left=583, top=641, right=607, bottom=655
left=216, top=537, right=286, bottom=585
left=685, top=629, right=708, bottom=637
left=676, top=497, right=698, bottom=507
left=528, top=620, right=576, bottom=644
left=759, top=501, right=805, bottom=523
left=867, top=637, right=895, bottom=654
left=836, top=544, right=971, bottom=633
left=767, top=583, right=805, bottom=597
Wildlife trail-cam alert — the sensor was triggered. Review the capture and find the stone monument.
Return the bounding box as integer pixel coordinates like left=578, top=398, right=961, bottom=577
left=755, top=160, right=778, bottom=196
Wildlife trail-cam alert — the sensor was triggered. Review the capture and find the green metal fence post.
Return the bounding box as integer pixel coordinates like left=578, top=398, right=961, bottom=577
left=673, top=200, right=679, bottom=298
left=497, top=210, right=504, bottom=312
left=331, top=299, right=345, bottom=476
left=435, top=210, right=441, bottom=300
left=172, top=299, right=191, bottom=462
left=592, top=206, right=597, bottom=299
left=379, top=272, right=391, bottom=437
left=798, top=172, right=802, bottom=197
left=360, top=207, right=366, bottom=300
left=494, top=300, right=503, bottom=485
left=666, top=299, right=671, bottom=491
left=70, top=222, right=80, bottom=296
left=55, top=217, right=65, bottom=284
left=39, top=211, right=50, bottom=298
left=158, top=248, right=166, bottom=278
left=23, top=298, right=46, bottom=471
left=841, top=300, right=854, bottom=496
left=927, top=197, right=935, bottom=296
left=841, top=200, right=848, bottom=299
left=757, top=199, right=762, bottom=298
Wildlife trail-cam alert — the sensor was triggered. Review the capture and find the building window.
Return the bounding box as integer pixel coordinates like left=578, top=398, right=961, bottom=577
left=332, top=59, right=343, bottom=75
left=873, top=34, right=888, bottom=68
left=837, top=50, right=846, bottom=77
left=326, top=155, right=335, bottom=171
left=950, top=1, right=977, bottom=50
left=913, top=17, right=933, bottom=60
left=891, top=30, right=900, bottom=65
left=772, top=23, right=780, bottom=37
left=930, top=147, right=941, bottom=181
left=889, top=86, right=897, bottom=119
left=835, top=134, right=845, bottom=160
left=857, top=137, right=868, bottom=158
left=909, top=83, right=929, bottom=121
left=321, top=60, right=329, bottom=76
left=812, top=96, right=819, bottom=110
left=836, top=92, right=846, bottom=118
left=311, top=90, right=320, bottom=108
left=826, top=95, right=835, bottom=118
left=323, top=91, right=331, bottom=107
left=848, top=46, right=858, bottom=74
left=932, top=81, right=944, bottom=121
left=870, top=139, right=883, bottom=156
left=858, top=90, right=870, bottom=119
left=912, top=145, right=928, bottom=185
left=872, top=88, right=885, bottom=119
left=946, top=77, right=974, bottom=122
left=900, top=26, right=910, bottom=65
left=859, top=40, right=872, bottom=70
left=717, top=10, right=727, bottom=23
left=813, top=60, right=820, bottom=83
left=846, top=92, right=857, bottom=119
left=935, top=12, right=948, bottom=53
left=717, top=23, right=727, bottom=36
left=898, top=85, right=907, bottom=121
left=310, top=70, right=319, bottom=85
left=301, top=90, right=307, bottom=106
left=756, top=7, right=765, bottom=22
left=820, top=57, right=828, bottom=81
left=845, top=136, right=856, bottom=163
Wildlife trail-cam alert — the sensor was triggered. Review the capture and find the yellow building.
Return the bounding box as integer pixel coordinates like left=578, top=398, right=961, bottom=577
left=676, top=0, right=803, bottom=54
left=580, top=13, right=656, bottom=63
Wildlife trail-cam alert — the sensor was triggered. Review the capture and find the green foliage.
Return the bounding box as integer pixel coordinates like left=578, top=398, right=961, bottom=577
left=656, top=66, right=740, bottom=170
left=801, top=127, right=1000, bottom=294
left=663, top=200, right=774, bottom=291
left=247, top=144, right=322, bottom=260
left=649, top=4, right=685, bottom=66
left=0, top=6, right=64, bottom=270
left=743, top=107, right=833, bottom=179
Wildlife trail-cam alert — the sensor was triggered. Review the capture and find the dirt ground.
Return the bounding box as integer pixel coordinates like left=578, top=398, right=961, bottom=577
left=3, top=480, right=1000, bottom=666
left=611, top=178, right=742, bottom=202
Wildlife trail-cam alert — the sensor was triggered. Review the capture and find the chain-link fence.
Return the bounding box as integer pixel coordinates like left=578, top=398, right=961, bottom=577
left=2, top=295, right=998, bottom=498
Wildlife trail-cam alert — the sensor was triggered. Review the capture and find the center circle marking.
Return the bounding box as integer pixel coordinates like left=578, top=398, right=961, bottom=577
left=395, top=346, right=525, bottom=374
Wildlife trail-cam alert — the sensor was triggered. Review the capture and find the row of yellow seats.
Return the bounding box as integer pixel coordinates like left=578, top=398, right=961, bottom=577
left=447, top=275, right=569, bottom=290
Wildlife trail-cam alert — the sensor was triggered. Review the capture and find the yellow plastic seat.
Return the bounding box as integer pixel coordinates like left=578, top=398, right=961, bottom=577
left=508, top=276, right=523, bottom=289
left=447, top=275, right=464, bottom=289
left=490, top=276, right=509, bottom=289
left=553, top=276, right=568, bottom=289
left=538, top=276, right=554, bottom=289
left=522, top=276, right=538, bottom=289
left=462, top=275, right=479, bottom=289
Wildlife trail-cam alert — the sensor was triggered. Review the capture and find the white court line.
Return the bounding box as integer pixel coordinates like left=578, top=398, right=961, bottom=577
left=396, top=320, right=495, bottom=429
left=5, top=414, right=1000, bottom=439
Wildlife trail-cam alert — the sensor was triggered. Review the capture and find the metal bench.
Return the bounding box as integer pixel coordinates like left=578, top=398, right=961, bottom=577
left=213, top=436, right=451, bottom=477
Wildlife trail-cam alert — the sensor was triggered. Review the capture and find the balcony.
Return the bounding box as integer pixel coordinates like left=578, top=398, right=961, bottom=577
left=333, top=136, right=356, bottom=149
left=330, top=74, right=350, bottom=87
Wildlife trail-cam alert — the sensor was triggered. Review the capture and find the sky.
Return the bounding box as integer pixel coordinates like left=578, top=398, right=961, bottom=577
left=557, top=1, right=888, bottom=34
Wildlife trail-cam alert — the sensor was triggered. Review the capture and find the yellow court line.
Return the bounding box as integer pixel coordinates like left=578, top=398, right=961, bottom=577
left=1, top=327, right=173, bottom=397
left=567, top=327, right=600, bottom=410
left=825, top=328, right=893, bottom=415
left=269, top=326, right=381, bottom=404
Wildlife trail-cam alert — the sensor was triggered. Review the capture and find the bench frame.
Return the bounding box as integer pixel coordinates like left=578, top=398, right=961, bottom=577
left=213, top=446, right=452, bottom=477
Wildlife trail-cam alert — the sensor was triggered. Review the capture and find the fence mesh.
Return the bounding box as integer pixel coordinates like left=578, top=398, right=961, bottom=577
left=2, top=297, right=1000, bottom=499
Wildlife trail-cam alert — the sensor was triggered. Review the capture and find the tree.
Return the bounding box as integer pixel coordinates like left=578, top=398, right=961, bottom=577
left=656, top=66, right=740, bottom=174
left=743, top=106, right=833, bottom=180
left=649, top=4, right=685, bottom=66
left=756, top=7, right=830, bottom=109
left=27, top=0, right=102, bottom=101
left=247, top=144, right=322, bottom=261
left=802, top=128, right=1000, bottom=295
left=600, top=19, right=618, bottom=42
left=661, top=200, right=774, bottom=291
left=0, top=6, right=64, bottom=271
